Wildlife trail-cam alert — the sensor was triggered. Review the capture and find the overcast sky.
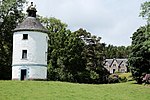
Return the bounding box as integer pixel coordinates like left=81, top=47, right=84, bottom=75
left=27, top=0, right=147, bottom=46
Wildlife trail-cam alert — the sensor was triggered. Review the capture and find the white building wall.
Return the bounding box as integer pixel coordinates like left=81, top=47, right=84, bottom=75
left=12, top=66, right=47, bottom=80
left=12, top=31, right=48, bottom=65
left=12, top=31, right=48, bottom=80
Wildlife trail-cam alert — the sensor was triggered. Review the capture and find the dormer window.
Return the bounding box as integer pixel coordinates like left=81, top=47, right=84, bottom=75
left=23, top=34, right=28, bottom=40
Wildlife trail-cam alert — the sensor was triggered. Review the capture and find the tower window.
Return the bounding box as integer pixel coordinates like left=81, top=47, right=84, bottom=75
left=23, top=34, right=28, bottom=40
left=22, top=50, right=27, bottom=59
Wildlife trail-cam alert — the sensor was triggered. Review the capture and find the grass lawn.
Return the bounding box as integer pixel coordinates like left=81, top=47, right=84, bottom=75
left=0, top=81, right=149, bottom=100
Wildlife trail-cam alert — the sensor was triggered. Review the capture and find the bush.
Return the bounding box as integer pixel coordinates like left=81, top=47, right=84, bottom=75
left=118, top=73, right=133, bottom=81
left=108, top=74, right=119, bottom=83
left=119, top=76, right=127, bottom=83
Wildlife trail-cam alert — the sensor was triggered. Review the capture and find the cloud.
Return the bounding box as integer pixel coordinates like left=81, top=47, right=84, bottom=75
left=27, top=0, right=147, bottom=46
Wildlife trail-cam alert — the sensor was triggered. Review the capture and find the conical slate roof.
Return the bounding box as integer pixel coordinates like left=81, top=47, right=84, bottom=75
left=14, top=17, right=48, bottom=33
left=13, top=2, right=48, bottom=33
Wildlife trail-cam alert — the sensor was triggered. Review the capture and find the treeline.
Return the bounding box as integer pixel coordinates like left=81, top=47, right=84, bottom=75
left=40, top=17, right=110, bottom=83
left=38, top=17, right=131, bottom=83
left=104, top=45, right=130, bottom=59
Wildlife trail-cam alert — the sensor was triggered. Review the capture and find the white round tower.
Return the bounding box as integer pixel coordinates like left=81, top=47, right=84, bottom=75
left=12, top=2, right=49, bottom=80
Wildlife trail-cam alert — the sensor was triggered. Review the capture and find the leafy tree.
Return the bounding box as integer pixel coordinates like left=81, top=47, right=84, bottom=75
left=128, top=1, right=150, bottom=84
left=41, top=17, right=86, bottom=82
left=128, top=25, right=150, bottom=84
left=140, top=1, right=150, bottom=23
left=41, top=17, right=109, bottom=83
left=104, top=45, right=130, bottom=59
left=74, top=28, right=109, bottom=83
left=0, top=0, right=26, bottom=79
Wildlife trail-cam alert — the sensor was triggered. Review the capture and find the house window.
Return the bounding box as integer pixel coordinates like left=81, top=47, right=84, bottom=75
left=22, top=50, right=27, bottom=59
left=23, top=34, right=28, bottom=40
left=121, top=69, right=125, bottom=72
left=113, top=64, right=116, bottom=67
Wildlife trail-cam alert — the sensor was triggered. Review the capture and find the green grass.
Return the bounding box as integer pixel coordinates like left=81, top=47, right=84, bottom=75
left=0, top=81, right=149, bottom=100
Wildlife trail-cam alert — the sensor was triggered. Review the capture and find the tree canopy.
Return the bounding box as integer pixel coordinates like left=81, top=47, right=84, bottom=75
left=140, top=1, right=150, bottom=24
left=40, top=17, right=109, bottom=83
left=128, top=25, right=150, bottom=83
left=0, top=0, right=26, bottom=79
left=104, top=45, right=130, bottom=59
left=128, top=1, right=150, bottom=84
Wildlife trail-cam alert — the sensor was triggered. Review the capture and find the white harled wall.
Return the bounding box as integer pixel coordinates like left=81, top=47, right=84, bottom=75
left=12, top=31, right=48, bottom=80
left=12, top=66, right=47, bottom=80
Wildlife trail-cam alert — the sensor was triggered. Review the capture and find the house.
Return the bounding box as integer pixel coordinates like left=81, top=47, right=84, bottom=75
left=104, top=58, right=128, bottom=74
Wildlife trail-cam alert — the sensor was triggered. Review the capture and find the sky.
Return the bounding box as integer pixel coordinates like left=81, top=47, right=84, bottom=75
left=26, top=0, right=147, bottom=46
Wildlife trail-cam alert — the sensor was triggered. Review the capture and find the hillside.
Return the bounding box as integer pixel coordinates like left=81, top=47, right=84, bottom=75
left=0, top=81, right=149, bottom=100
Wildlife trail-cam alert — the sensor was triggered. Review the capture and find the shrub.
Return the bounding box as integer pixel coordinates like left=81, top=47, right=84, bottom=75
left=119, top=76, right=127, bottom=83
left=127, top=75, right=134, bottom=81
left=108, top=74, right=119, bottom=83
left=118, top=73, right=133, bottom=81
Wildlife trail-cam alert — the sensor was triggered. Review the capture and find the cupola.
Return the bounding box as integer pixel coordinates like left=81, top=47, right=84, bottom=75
left=13, top=2, right=48, bottom=33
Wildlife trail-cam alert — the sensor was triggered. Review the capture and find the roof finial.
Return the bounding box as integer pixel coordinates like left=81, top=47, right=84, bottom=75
left=27, top=2, right=37, bottom=17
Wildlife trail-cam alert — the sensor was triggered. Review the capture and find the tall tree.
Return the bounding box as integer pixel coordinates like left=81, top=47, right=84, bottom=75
left=128, top=1, right=150, bottom=84
left=140, top=1, right=150, bottom=24
left=0, top=0, right=26, bottom=79
left=128, top=26, right=150, bottom=84
left=41, top=17, right=86, bottom=82
left=74, top=28, right=109, bottom=83
left=41, top=17, right=109, bottom=83
left=104, top=45, right=130, bottom=59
